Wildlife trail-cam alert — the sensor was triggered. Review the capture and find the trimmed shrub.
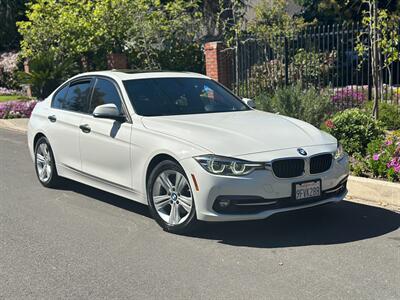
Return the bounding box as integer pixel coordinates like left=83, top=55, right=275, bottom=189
left=255, top=84, right=333, bottom=127
left=364, top=101, right=400, bottom=130
left=324, top=108, right=385, bottom=156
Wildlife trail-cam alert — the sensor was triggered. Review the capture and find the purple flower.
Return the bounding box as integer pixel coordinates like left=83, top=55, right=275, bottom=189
left=385, top=140, right=393, bottom=146
left=0, top=87, right=22, bottom=96
left=331, top=87, right=365, bottom=108
left=373, top=153, right=380, bottom=161
left=395, top=165, right=400, bottom=173
left=0, top=100, right=37, bottom=119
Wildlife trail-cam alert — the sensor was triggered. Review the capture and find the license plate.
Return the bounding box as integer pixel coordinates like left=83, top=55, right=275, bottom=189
left=294, top=180, right=321, bottom=200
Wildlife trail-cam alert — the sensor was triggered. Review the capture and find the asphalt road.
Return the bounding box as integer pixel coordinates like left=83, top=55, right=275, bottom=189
left=0, top=128, right=399, bottom=300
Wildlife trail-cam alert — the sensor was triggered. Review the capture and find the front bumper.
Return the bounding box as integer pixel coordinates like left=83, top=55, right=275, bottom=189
left=180, top=154, right=349, bottom=222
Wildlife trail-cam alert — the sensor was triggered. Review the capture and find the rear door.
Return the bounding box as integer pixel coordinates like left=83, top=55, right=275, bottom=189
left=79, top=77, right=132, bottom=189
left=46, top=78, right=93, bottom=171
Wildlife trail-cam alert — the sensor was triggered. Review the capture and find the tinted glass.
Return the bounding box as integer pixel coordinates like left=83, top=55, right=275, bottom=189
left=123, top=78, right=248, bottom=116
left=90, top=78, right=122, bottom=113
left=63, top=81, right=91, bottom=113
left=52, top=85, right=68, bottom=109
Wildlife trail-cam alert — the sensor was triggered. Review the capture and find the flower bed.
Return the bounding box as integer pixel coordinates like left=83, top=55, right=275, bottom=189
left=349, top=132, right=400, bottom=182
left=0, top=100, right=37, bottom=119
left=331, top=86, right=366, bottom=109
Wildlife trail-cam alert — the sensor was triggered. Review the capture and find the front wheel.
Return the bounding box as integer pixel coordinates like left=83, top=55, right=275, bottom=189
left=147, top=160, right=199, bottom=234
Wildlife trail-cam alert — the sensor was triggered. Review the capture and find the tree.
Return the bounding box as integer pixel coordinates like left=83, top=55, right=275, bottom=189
left=355, top=0, right=400, bottom=119
left=249, top=0, right=308, bottom=40
left=295, top=0, right=399, bottom=24
left=17, top=0, right=203, bottom=72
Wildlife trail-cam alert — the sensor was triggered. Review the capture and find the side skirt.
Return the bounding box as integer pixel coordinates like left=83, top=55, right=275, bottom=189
left=56, top=163, right=147, bottom=205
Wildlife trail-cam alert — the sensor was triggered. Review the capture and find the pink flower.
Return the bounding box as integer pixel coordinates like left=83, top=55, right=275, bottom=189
left=325, top=119, right=334, bottom=129
left=385, top=140, right=393, bottom=146
left=373, top=153, right=380, bottom=161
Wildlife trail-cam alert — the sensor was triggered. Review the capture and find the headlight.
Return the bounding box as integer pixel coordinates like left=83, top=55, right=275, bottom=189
left=334, top=142, right=345, bottom=160
left=194, top=155, right=264, bottom=176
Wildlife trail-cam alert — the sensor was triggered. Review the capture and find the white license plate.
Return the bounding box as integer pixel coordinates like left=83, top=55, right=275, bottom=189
left=294, top=180, right=321, bottom=200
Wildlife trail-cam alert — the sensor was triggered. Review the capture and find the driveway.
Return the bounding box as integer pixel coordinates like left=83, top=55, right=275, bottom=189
left=0, top=128, right=399, bottom=299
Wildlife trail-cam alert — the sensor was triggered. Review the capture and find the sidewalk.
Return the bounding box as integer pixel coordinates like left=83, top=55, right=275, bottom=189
left=0, top=118, right=28, bottom=133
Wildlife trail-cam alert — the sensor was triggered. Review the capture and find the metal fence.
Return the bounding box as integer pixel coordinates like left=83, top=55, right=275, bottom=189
left=231, top=23, right=400, bottom=108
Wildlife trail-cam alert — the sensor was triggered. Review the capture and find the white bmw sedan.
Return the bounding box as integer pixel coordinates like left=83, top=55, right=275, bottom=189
left=28, top=70, right=349, bottom=234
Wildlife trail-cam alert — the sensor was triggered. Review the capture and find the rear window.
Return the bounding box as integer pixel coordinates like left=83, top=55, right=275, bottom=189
left=52, top=85, right=68, bottom=109
left=63, top=80, right=91, bottom=113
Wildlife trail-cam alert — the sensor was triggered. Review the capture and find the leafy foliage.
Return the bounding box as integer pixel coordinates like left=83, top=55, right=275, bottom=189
left=255, top=84, right=333, bottom=127
left=216, top=0, right=247, bottom=47
left=17, top=0, right=203, bottom=72
left=295, top=0, right=399, bottom=24
left=249, top=0, right=308, bottom=40
left=324, top=108, right=385, bottom=155
left=364, top=101, right=400, bottom=130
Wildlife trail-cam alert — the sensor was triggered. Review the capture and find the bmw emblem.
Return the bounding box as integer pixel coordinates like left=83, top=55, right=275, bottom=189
left=297, top=148, right=307, bottom=156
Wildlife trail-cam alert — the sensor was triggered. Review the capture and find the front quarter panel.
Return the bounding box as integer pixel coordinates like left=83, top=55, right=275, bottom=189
left=129, top=116, right=210, bottom=202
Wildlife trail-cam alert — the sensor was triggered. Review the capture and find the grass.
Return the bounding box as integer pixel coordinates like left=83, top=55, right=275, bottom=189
left=0, top=95, right=31, bottom=102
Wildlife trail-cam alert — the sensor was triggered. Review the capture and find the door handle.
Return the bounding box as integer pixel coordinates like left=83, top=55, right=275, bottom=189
left=79, top=124, right=91, bottom=133
left=48, top=115, right=57, bottom=123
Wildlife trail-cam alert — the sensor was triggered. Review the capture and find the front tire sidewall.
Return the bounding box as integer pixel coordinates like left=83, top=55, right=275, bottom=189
left=147, top=160, right=198, bottom=234
left=34, top=137, right=59, bottom=188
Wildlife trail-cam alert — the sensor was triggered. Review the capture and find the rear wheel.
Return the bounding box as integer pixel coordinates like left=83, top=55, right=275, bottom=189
left=34, top=136, right=60, bottom=188
left=147, top=160, right=199, bottom=234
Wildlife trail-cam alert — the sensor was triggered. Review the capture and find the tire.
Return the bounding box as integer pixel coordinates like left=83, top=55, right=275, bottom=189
left=34, top=136, right=60, bottom=188
left=147, top=160, right=199, bottom=234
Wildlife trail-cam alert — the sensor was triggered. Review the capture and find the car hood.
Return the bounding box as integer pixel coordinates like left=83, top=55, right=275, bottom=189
left=141, top=110, right=336, bottom=157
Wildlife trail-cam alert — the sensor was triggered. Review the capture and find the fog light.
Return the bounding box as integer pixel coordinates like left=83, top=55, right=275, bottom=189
left=218, top=199, right=230, bottom=208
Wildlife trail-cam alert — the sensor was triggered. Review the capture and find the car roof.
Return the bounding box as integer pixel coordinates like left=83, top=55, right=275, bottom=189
left=73, top=70, right=210, bottom=81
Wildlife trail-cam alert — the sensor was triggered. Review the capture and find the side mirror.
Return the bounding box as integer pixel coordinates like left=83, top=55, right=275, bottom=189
left=93, top=103, right=126, bottom=122
left=242, top=98, right=256, bottom=109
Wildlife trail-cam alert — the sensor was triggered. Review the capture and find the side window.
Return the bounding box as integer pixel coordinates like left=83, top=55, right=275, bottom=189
left=89, top=78, right=122, bottom=113
left=52, top=85, right=68, bottom=109
left=63, top=80, right=91, bottom=113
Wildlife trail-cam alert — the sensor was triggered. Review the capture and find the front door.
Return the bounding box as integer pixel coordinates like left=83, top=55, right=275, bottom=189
left=79, top=77, right=132, bottom=189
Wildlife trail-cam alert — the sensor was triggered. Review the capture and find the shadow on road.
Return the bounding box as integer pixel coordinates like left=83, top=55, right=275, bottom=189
left=188, top=201, right=400, bottom=248
left=58, top=179, right=399, bottom=248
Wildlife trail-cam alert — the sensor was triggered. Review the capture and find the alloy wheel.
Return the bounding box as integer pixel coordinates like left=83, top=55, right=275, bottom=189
left=36, top=142, right=52, bottom=183
left=152, top=170, right=193, bottom=225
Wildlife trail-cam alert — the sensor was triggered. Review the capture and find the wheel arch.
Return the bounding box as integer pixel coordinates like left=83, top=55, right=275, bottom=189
left=33, top=132, right=47, bottom=150
left=145, top=153, right=180, bottom=189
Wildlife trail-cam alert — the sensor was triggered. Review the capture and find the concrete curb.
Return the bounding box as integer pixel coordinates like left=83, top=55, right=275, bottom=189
left=0, top=118, right=28, bottom=133
left=347, top=175, right=400, bottom=207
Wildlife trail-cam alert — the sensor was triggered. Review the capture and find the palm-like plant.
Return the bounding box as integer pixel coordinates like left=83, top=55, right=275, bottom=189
left=17, top=53, right=78, bottom=99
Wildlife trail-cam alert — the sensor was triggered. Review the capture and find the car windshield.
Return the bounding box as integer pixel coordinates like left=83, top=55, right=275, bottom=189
left=123, top=77, right=249, bottom=116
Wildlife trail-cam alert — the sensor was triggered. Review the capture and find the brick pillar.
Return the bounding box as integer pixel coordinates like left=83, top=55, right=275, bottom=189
left=23, top=60, right=32, bottom=97
left=204, top=42, right=232, bottom=88
left=107, top=53, right=128, bottom=69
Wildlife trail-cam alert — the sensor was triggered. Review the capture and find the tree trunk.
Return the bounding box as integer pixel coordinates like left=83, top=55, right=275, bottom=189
left=372, top=0, right=380, bottom=119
